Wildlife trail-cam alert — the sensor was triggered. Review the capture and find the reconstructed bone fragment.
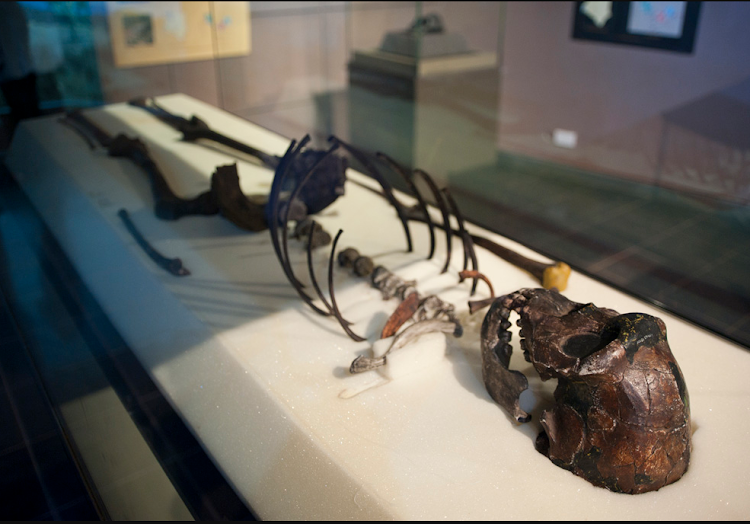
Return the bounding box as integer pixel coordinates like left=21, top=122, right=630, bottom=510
left=350, top=319, right=461, bottom=373
left=380, top=292, right=421, bottom=339
left=481, top=288, right=691, bottom=494
left=337, top=252, right=462, bottom=374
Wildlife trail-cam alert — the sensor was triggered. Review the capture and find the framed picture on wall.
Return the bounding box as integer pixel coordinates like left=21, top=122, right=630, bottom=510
left=107, top=1, right=251, bottom=68
left=572, top=1, right=702, bottom=53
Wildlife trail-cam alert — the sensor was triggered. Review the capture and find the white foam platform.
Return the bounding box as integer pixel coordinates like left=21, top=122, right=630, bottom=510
left=5, top=94, right=750, bottom=519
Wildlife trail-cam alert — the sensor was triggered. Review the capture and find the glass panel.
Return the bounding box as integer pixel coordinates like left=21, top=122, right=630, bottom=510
left=0, top=1, right=252, bottom=519
left=1, top=1, right=749, bottom=519
left=345, top=2, right=503, bottom=186
left=447, top=2, right=750, bottom=347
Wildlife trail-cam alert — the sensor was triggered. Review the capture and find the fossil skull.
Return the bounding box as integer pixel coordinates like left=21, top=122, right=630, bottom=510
left=481, top=288, right=691, bottom=494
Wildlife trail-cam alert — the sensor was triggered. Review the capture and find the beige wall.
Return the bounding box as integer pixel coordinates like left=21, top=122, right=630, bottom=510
left=497, top=1, right=750, bottom=201
left=90, top=0, right=502, bottom=169
left=92, top=2, right=500, bottom=111
left=89, top=1, right=750, bottom=202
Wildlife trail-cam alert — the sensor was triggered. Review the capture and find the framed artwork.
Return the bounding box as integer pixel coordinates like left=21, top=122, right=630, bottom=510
left=108, top=1, right=251, bottom=68
left=572, top=2, right=702, bottom=53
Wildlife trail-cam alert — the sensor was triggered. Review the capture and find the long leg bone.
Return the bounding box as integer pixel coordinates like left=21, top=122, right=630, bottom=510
left=404, top=201, right=572, bottom=292
left=470, top=235, right=571, bottom=292
left=352, top=172, right=573, bottom=291
left=62, top=111, right=219, bottom=221
left=130, top=98, right=348, bottom=218
left=62, top=111, right=325, bottom=234
left=129, top=97, right=279, bottom=167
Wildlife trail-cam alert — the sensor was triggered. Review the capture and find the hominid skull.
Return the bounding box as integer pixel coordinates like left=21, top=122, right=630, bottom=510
left=481, top=288, right=691, bottom=494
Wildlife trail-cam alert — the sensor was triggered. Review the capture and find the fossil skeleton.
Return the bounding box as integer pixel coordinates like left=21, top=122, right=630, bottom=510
left=267, top=139, right=471, bottom=376
left=60, top=111, right=341, bottom=238
left=480, top=287, right=691, bottom=494
left=267, top=138, right=690, bottom=500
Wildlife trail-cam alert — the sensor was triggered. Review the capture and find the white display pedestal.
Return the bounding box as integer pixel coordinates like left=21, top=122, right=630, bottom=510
left=5, top=94, right=750, bottom=519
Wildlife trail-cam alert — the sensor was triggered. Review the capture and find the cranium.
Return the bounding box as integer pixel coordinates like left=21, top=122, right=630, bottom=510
left=481, top=288, right=691, bottom=494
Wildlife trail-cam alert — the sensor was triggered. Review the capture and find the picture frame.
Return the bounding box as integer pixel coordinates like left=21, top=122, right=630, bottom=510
left=572, top=1, right=702, bottom=53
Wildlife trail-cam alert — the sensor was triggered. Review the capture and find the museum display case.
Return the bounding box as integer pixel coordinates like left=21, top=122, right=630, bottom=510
left=1, top=1, right=749, bottom=520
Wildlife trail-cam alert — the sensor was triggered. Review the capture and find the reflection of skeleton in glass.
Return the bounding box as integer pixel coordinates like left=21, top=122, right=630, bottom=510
left=123, top=14, right=154, bottom=47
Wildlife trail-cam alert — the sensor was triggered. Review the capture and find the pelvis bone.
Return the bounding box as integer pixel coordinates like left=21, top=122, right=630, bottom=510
left=481, top=288, right=691, bottom=494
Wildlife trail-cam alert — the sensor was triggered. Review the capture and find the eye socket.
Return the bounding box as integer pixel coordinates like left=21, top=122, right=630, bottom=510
left=562, top=326, right=620, bottom=358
